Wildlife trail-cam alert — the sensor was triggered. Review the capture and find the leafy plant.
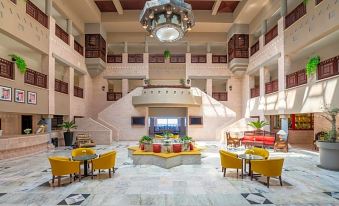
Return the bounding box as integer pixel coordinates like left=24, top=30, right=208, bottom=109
left=162, top=131, right=173, bottom=138
left=60, top=121, right=77, bottom=133
left=180, top=136, right=192, bottom=143
left=163, top=50, right=171, bottom=59
left=9, top=54, right=27, bottom=74
left=321, top=106, right=339, bottom=142
left=305, top=56, right=320, bottom=77
left=247, top=120, right=269, bottom=130
left=303, top=0, right=309, bottom=5
left=139, top=135, right=153, bottom=144
left=144, top=79, right=150, bottom=85
left=180, top=78, right=185, bottom=85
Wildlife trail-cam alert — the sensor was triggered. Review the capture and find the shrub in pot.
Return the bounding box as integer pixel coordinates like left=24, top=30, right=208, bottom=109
left=60, top=121, right=77, bottom=146
left=139, top=135, right=153, bottom=152
left=180, top=136, right=192, bottom=152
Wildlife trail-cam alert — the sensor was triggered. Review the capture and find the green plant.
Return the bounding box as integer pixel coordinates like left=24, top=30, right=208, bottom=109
left=162, top=131, right=173, bottom=138
left=305, top=56, right=320, bottom=77
left=303, top=0, right=309, bottom=5
left=139, top=135, right=153, bottom=144
left=9, top=54, right=27, bottom=74
left=180, top=136, right=192, bottom=143
left=24, top=128, right=31, bottom=134
left=60, top=121, right=77, bottom=133
left=163, top=50, right=171, bottom=59
left=180, top=78, right=185, bottom=85
left=247, top=120, right=269, bottom=130
left=321, top=106, right=339, bottom=142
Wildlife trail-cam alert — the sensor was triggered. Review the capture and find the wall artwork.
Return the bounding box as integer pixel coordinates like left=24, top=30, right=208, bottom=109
left=27, top=91, right=37, bottom=105
left=0, top=85, right=12, bottom=102
left=14, top=89, right=25, bottom=103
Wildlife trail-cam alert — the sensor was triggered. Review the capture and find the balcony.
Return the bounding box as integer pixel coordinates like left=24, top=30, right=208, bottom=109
left=191, top=55, right=207, bottom=63
left=55, top=24, right=69, bottom=45
left=107, top=55, right=123, bottom=63
left=212, top=92, right=228, bottom=101
left=250, top=41, right=259, bottom=56
left=170, top=54, right=186, bottom=63
left=74, top=86, right=84, bottom=98
left=55, top=79, right=68, bottom=94
left=250, top=87, right=260, bottom=98
left=24, top=69, right=47, bottom=88
left=128, top=54, right=143, bottom=63
left=286, top=69, right=307, bottom=89
left=0, top=58, right=14, bottom=80
left=265, top=80, right=278, bottom=94
left=317, top=55, right=339, bottom=80
left=107, top=92, right=122, bottom=101
left=26, top=0, right=48, bottom=28
left=74, top=41, right=83, bottom=56
left=265, top=25, right=278, bottom=45
left=284, top=2, right=306, bottom=29
left=212, top=55, right=227, bottom=64
left=149, top=54, right=165, bottom=63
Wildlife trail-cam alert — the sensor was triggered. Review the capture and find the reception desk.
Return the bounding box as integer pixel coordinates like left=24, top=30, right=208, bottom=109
left=0, top=133, right=53, bottom=160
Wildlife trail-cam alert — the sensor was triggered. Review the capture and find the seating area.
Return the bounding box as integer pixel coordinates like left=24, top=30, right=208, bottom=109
left=241, top=131, right=277, bottom=148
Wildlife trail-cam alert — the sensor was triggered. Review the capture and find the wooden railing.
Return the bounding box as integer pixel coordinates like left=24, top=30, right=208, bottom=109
left=55, top=24, right=69, bottom=45
left=228, top=34, right=249, bottom=61
left=265, top=79, right=278, bottom=94
left=212, top=92, right=228, bottom=101
left=0, top=58, right=14, bottom=80
left=107, top=55, right=123, bottom=63
left=212, top=55, right=227, bottom=63
left=191, top=55, right=207, bottom=63
left=170, top=54, right=186, bottom=63
left=74, top=40, right=83, bottom=56
left=149, top=54, right=165, bottom=63
left=286, top=69, right=307, bottom=89
left=26, top=0, right=48, bottom=28
left=285, top=2, right=306, bottom=29
left=315, top=0, right=323, bottom=5
left=74, top=86, right=84, bottom=98
left=128, top=54, right=143, bottom=63
left=85, top=34, right=106, bottom=62
left=24, top=69, right=47, bottom=88
left=317, top=56, right=339, bottom=80
left=55, top=79, right=68, bottom=94
left=250, top=41, right=259, bottom=56
left=107, top=92, right=122, bottom=101
left=250, top=87, right=260, bottom=98
left=265, top=25, right=278, bottom=45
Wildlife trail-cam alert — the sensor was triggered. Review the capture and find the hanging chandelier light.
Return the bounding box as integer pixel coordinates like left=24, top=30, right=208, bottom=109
left=140, top=0, right=195, bottom=43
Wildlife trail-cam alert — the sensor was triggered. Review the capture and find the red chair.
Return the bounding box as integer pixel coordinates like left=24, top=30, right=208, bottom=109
left=152, top=144, right=161, bottom=153
left=173, top=144, right=182, bottom=153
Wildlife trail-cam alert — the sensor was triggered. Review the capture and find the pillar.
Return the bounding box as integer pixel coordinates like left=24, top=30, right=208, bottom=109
left=67, top=19, right=72, bottom=35
left=67, top=67, right=75, bottom=121
left=206, top=79, right=213, bottom=96
left=124, top=42, right=128, bottom=53
left=280, top=115, right=289, bottom=135
left=42, top=54, right=55, bottom=115
left=280, top=0, right=287, bottom=17
left=186, top=42, right=190, bottom=53
left=259, top=67, right=266, bottom=97
left=144, top=41, right=149, bottom=53
left=122, top=79, right=129, bottom=96
left=45, top=0, right=52, bottom=16
left=261, top=19, right=267, bottom=36
left=45, top=115, right=52, bottom=133
left=206, top=43, right=211, bottom=53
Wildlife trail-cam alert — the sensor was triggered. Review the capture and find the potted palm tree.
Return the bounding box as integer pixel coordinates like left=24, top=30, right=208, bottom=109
left=248, top=120, right=269, bottom=131
left=316, top=106, right=339, bottom=171
left=60, top=121, right=77, bottom=146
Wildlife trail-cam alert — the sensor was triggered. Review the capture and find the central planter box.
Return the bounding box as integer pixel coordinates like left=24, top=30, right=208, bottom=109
left=316, top=141, right=339, bottom=171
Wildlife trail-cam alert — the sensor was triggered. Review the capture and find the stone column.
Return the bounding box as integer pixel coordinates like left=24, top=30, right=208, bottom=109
left=42, top=54, right=55, bottom=115
left=206, top=79, right=213, bottom=96
left=259, top=67, right=266, bottom=120
left=68, top=67, right=75, bottom=121
left=45, top=116, right=52, bottom=133
left=144, top=41, right=149, bottom=53
left=186, top=42, right=190, bottom=53
left=280, top=0, right=287, bottom=17
left=280, top=114, right=289, bottom=135
left=122, top=79, right=129, bottom=96
left=261, top=19, right=268, bottom=36
left=124, top=42, right=128, bottom=53
left=67, top=19, right=72, bottom=35
left=45, top=0, right=52, bottom=16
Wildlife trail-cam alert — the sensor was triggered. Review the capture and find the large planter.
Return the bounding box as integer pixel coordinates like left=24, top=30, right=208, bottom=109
left=144, top=143, right=152, bottom=152
left=316, top=141, right=339, bottom=171
left=63, top=132, right=74, bottom=146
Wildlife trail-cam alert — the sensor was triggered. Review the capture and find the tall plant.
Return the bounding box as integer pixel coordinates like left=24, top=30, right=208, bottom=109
left=321, top=106, right=339, bottom=143
left=305, top=56, right=320, bottom=77
left=60, top=121, right=77, bottom=133
left=248, top=120, right=269, bottom=130
left=9, top=54, right=27, bottom=74
left=164, top=50, right=171, bottom=59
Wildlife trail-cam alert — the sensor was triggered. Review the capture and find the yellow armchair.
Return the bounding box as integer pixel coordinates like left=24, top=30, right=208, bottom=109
left=48, top=156, right=81, bottom=186
left=91, top=151, right=117, bottom=179
left=219, top=150, right=242, bottom=178
left=245, top=147, right=269, bottom=159
left=250, top=158, right=284, bottom=188
left=71, top=148, right=96, bottom=157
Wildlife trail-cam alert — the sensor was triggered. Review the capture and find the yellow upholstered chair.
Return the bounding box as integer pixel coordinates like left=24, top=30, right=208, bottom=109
left=245, top=147, right=269, bottom=159
left=71, top=148, right=96, bottom=157
left=91, top=151, right=117, bottom=179
left=219, top=150, right=242, bottom=178
left=48, top=156, right=81, bottom=186
left=250, top=158, right=284, bottom=188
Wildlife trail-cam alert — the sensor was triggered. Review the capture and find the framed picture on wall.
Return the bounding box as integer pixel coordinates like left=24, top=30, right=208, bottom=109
left=14, top=89, right=25, bottom=103
left=27, top=91, right=37, bottom=105
left=0, top=85, right=12, bottom=102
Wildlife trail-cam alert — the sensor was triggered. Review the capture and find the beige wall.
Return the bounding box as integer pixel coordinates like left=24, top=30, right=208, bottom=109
left=0, top=113, right=41, bottom=135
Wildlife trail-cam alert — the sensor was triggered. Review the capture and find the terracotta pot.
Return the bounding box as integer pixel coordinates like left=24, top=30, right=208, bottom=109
left=189, top=142, right=194, bottom=150
left=173, top=144, right=182, bottom=153
left=140, top=143, right=144, bottom=150
left=153, top=144, right=161, bottom=153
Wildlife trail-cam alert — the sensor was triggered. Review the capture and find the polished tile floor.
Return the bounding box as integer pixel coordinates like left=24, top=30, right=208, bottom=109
left=0, top=141, right=338, bottom=206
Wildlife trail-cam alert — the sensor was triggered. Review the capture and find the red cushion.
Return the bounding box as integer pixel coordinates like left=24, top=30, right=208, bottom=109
left=254, top=136, right=264, bottom=141
left=264, top=136, right=275, bottom=142
left=242, top=136, right=253, bottom=141
left=263, top=141, right=275, bottom=145
left=153, top=144, right=161, bottom=153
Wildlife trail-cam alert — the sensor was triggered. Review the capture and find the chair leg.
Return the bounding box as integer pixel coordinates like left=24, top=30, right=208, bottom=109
left=251, top=172, right=253, bottom=181
left=109, top=169, right=112, bottom=178
left=52, top=175, right=55, bottom=184
left=113, top=167, right=115, bottom=174
left=223, top=168, right=226, bottom=177
left=279, top=176, right=283, bottom=186
left=267, top=177, right=270, bottom=188
left=58, top=176, right=61, bottom=187
left=237, top=169, right=239, bottom=179
left=70, top=174, right=72, bottom=183
left=91, top=167, right=94, bottom=179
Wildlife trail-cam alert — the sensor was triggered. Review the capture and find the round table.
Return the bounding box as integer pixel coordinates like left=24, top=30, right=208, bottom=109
left=72, top=154, right=98, bottom=176
left=238, top=154, right=264, bottom=178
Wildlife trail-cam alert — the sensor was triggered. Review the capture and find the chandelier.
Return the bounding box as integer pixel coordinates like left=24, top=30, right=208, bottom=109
left=140, top=0, right=195, bottom=42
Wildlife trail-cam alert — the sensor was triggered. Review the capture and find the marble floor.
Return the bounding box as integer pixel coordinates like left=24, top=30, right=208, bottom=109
left=0, top=141, right=338, bottom=206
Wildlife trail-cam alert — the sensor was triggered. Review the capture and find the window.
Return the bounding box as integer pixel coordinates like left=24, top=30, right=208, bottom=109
left=131, top=117, right=145, bottom=126
left=189, top=116, right=203, bottom=125
left=52, top=115, right=63, bottom=130
left=156, top=118, right=178, bottom=126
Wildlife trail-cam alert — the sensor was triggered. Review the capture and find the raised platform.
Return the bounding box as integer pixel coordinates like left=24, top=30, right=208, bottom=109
left=128, top=146, right=202, bottom=169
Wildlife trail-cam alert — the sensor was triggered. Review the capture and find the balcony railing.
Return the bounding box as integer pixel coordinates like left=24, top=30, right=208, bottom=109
left=85, top=34, right=106, bottom=62
left=107, top=92, right=122, bottom=101
left=55, top=24, right=69, bottom=45
left=149, top=54, right=165, bottom=63
left=212, top=92, right=228, bottom=101
left=250, top=41, right=259, bottom=56
left=250, top=87, right=260, bottom=98
left=265, top=25, right=278, bottom=45
left=265, top=80, right=278, bottom=94
left=55, top=79, right=68, bottom=94
left=0, top=58, right=14, bottom=80
left=128, top=54, right=143, bottom=63
left=74, top=86, right=84, bottom=98
left=212, top=55, right=227, bottom=63
left=107, top=55, right=123, bottom=63
left=24, top=69, right=47, bottom=88
left=26, top=0, right=48, bottom=28
left=286, top=69, right=307, bottom=89
left=317, top=55, right=339, bottom=80
left=170, top=54, right=185, bottom=63
left=228, top=34, right=249, bottom=61
left=74, top=40, right=83, bottom=56
left=191, top=55, right=207, bottom=63
left=285, top=2, right=306, bottom=29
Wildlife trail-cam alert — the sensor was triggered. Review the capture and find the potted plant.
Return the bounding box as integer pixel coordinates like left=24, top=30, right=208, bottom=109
left=60, top=121, right=77, bottom=146
left=180, top=136, right=192, bottom=151
left=247, top=120, right=269, bottom=131
left=305, top=55, right=320, bottom=79
left=316, top=106, right=339, bottom=171
left=9, top=54, right=27, bottom=74
left=139, top=135, right=153, bottom=152
left=163, top=50, right=171, bottom=60
left=163, top=131, right=173, bottom=139
left=144, top=79, right=150, bottom=86
left=162, top=139, right=172, bottom=153
left=23, top=128, right=32, bottom=134
left=180, top=79, right=186, bottom=86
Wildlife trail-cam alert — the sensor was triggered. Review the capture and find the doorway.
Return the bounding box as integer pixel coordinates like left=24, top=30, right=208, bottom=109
left=21, top=115, right=33, bottom=134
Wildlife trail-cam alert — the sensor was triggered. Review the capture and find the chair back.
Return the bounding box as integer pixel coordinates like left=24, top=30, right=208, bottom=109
left=48, top=157, right=70, bottom=176
left=219, top=150, right=242, bottom=169
left=72, top=148, right=96, bottom=157
left=245, top=147, right=269, bottom=159
left=93, top=151, right=117, bottom=169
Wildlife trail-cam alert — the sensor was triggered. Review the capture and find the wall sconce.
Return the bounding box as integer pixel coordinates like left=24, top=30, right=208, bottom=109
left=186, top=79, right=191, bottom=85
left=102, top=86, right=105, bottom=91
left=229, top=85, right=232, bottom=91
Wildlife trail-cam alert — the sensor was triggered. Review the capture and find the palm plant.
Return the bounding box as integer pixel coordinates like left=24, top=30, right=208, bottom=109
left=60, top=121, right=77, bottom=132
left=247, top=120, right=269, bottom=130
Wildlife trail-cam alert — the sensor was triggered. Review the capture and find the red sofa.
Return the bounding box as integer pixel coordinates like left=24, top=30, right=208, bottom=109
left=241, top=131, right=276, bottom=148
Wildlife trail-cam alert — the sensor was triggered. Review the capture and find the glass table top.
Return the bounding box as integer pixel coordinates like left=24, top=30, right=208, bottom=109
left=72, top=154, right=97, bottom=161
left=238, top=154, right=264, bottom=160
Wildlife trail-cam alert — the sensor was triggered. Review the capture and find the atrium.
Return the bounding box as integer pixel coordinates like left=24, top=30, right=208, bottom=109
left=0, top=0, right=338, bottom=205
